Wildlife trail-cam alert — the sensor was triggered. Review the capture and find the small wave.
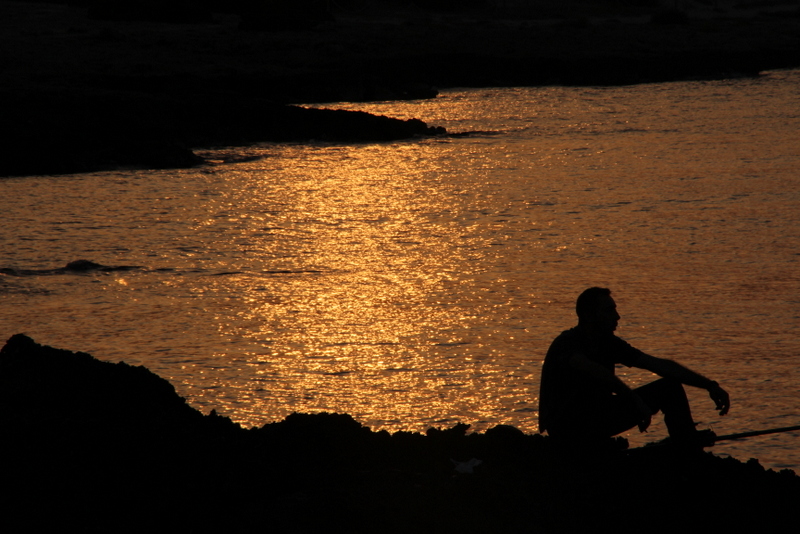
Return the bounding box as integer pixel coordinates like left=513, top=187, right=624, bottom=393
left=447, top=130, right=503, bottom=138
left=261, top=269, right=323, bottom=275
left=0, top=259, right=141, bottom=277
left=323, top=370, right=353, bottom=376
left=0, top=279, right=52, bottom=295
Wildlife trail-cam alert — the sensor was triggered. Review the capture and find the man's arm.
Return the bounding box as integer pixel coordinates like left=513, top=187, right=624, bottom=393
left=633, top=353, right=731, bottom=416
left=569, top=352, right=634, bottom=395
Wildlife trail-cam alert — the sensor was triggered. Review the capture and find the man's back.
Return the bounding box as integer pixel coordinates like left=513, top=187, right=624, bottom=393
left=538, top=326, right=643, bottom=437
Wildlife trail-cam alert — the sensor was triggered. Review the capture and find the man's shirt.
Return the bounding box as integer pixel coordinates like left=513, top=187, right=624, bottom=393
left=538, top=325, right=645, bottom=435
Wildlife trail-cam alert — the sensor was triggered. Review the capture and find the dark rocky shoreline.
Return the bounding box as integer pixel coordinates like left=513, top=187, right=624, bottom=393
left=2, top=333, right=799, bottom=533
left=2, top=85, right=445, bottom=176
left=3, top=0, right=800, bottom=177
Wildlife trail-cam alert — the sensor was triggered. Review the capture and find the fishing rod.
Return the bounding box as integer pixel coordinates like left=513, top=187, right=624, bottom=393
left=713, top=424, right=800, bottom=443
left=625, top=424, right=800, bottom=455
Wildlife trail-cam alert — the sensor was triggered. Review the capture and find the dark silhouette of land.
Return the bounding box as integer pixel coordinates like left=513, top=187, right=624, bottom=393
left=2, top=333, right=799, bottom=533
left=3, top=0, right=799, bottom=176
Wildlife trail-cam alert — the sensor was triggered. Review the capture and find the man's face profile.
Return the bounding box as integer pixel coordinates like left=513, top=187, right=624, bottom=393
left=592, top=295, right=620, bottom=333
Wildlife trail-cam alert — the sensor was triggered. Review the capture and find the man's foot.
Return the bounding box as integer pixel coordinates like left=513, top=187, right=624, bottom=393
left=692, top=429, right=717, bottom=448
left=663, top=428, right=717, bottom=451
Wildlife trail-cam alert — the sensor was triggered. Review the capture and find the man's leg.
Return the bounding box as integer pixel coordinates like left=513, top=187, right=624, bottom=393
left=634, top=378, right=697, bottom=438
left=600, top=378, right=697, bottom=438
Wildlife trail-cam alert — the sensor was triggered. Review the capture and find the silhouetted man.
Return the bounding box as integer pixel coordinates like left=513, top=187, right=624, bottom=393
left=538, top=287, right=730, bottom=447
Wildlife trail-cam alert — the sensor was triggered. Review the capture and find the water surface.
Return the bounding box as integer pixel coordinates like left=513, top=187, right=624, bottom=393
left=2, top=69, right=799, bottom=470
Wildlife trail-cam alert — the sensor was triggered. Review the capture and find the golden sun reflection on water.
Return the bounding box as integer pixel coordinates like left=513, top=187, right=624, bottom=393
left=196, top=142, right=542, bottom=431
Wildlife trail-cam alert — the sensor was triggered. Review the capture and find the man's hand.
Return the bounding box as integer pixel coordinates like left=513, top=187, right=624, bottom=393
left=708, top=382, right=731, bottom=416
left=631, top=392, right=652, bottom=432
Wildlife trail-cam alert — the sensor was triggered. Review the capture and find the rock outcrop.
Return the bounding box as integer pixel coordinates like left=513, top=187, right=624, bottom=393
left=1, top=88, right=445, bottom=177
left=2, top=334, right=799, bottom=533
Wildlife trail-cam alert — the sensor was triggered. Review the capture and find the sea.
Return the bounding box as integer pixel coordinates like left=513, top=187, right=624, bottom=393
left=2, top=68, right=798, bottom=471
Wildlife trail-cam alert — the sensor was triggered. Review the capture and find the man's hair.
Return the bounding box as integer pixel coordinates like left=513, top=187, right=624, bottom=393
left=576, top=287, right=612, bottom=320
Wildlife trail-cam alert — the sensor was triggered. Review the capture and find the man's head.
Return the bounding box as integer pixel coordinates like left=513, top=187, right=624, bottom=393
left=576, top=287, right=620, bottom=333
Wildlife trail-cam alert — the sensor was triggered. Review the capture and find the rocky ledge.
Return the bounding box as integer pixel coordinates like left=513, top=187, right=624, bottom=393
left=2, top=87, right=445, bottom=177
left=2, top=333, right=798, bottom=533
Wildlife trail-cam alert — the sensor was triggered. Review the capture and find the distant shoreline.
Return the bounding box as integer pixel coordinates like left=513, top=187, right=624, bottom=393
left=3, top=0, right=799, bottom=176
